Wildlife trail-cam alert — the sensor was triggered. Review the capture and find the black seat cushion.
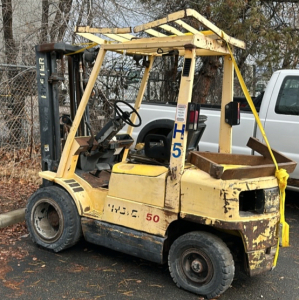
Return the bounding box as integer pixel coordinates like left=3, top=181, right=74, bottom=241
left=144, top=134, right=171, bottom=160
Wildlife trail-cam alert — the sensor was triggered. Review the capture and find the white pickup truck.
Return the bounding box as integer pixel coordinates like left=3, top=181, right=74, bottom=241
left=122, top=69, right=299, bottom=190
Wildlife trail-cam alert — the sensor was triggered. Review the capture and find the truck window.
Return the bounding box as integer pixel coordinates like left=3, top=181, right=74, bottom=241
left=275, top=76, right=299, bottom=115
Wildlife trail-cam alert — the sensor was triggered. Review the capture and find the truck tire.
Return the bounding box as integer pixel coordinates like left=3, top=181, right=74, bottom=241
left=168, top=231, right=234, bottom=299
left=25, top=186, right=82, bottom=252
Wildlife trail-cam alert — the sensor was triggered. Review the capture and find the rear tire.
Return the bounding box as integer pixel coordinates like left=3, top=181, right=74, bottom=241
left=168, top=231, right=234, bottom=299
left=25, top=186, right=82, bottom=252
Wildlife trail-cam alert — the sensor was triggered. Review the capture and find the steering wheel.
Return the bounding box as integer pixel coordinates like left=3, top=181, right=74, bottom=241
left=114, top=100, right=142, bottom=127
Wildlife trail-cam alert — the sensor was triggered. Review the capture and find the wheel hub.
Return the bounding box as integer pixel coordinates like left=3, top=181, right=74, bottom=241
left=191, top=259, right=203, bottom=273
left=32, top=199, right=63, bottom=243
left=48, top=209, right=59, bottom=227
left=180, top=248, right=214, bottom=284
left=123, top=111, right=130, bottom=120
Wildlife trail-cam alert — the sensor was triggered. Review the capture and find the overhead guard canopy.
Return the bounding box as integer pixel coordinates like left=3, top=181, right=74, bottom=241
left=75, top=8, right=246, bottom=56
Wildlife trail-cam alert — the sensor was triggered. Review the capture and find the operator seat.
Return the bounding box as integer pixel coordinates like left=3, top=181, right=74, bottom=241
left=143, top=115, right=207, bottom=161
left=185, top=115, right=207, bottom=155
left=144, top=134, right=171, bottom=161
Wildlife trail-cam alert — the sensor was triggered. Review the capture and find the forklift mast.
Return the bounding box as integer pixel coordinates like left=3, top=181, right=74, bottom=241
left=35, top=43, right=87, bottom=176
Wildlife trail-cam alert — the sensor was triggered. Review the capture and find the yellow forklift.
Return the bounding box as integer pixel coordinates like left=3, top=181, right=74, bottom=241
left=26, top=9, right=296, bottom=299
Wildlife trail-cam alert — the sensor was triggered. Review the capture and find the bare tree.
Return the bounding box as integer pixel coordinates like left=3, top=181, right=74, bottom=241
left=0, top=0, right=85, bottom=146
left=1, top=0, right=299, bottom=148
left=138, top=0, right=299, bottom=102
left=1, top=0, right=24, bottom=144
left=0, top=0, right=150, bottom=147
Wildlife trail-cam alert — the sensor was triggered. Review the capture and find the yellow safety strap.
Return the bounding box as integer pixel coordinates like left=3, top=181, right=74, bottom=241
left=224, top=39, right=289, bottom=267
left=65, top=42, right=98, bottom=56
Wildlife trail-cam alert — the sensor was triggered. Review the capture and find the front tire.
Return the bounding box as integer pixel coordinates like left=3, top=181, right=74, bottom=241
left=25, top=186, right=82, bottom=252
left=168, top=231, right=234, bottom=299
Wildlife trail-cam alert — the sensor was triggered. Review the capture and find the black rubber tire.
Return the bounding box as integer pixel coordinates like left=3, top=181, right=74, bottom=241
left=25, top=186, right=82, bottom=252
left=168, top=231, right=234, bottom=299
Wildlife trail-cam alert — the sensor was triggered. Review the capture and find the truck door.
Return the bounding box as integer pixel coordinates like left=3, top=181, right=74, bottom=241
left=260, top=72, right=299, bottom=180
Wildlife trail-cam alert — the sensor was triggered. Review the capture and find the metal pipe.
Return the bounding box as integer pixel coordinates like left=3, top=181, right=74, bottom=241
left=0, top=63, right=36, bottom=69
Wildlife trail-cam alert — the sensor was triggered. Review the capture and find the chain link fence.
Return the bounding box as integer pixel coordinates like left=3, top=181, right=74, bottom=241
left=0, top=64, right=40, bottom=182
left=0, top=63, right=176, bottom=149
left=0, top=65, right=38, bottom=148
left=0, top=61, right=267, bottom=150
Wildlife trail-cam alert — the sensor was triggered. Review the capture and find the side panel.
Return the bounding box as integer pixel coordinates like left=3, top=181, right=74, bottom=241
left=102, top=196, right=177, bottom=236
left=39, top=170, right=108, bottom=219
left=181, top=168, right=279, bottom=221
left=81, top=218, right=167, bottom=264
left=108, top=165, right=168, bottom=207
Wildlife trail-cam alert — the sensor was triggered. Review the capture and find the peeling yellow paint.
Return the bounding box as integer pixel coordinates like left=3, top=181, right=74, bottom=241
left=181, top=168, right=278, bottom=221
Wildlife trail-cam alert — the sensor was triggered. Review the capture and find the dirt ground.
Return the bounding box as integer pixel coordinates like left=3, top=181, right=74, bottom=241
left=0, top=148, right=298, bottom=299
left=0, top=179, right=38, bottom=260
left=0, top=147, right=40, bottom=213
left=0, top=180, right=39, bottom=214
left=0, top=148, right=40, bottom=265
left=0, top=193, right=298, bottom=300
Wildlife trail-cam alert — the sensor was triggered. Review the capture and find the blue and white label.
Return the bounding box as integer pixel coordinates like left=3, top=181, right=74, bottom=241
left=172, top=143, right=182, bottom=158
left=173, top=123, right=185, bottom=140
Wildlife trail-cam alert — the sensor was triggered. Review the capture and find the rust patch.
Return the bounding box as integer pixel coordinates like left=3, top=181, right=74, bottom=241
left=222, top=189, right=238, bottom=214
left=247, top=250, right=274, bottom=276
left=181, top=213, right=278, bottom=276
left=223, top=192, right=229, bottom=214
left=242, top=219, right=277, bottom=251
left=81, top=217, right=166, bottom=264
left=181, top=213, right=278, bottom=251
left=74, top=137, right=98, bottom=155
left=37, top=43, right=57, bottom=52
left=80, top=171, right=111, bottom=188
